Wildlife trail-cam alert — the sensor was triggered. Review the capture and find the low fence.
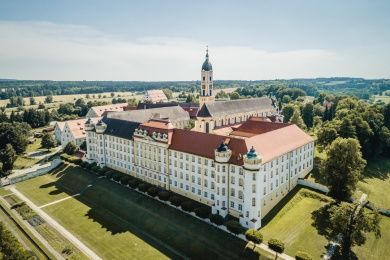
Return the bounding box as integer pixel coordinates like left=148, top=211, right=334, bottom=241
left=0, top=159, right=62, bottom=186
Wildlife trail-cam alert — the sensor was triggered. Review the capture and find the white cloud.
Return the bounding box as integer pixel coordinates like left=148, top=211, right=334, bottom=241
left=0, top=21, right=388, bottom=80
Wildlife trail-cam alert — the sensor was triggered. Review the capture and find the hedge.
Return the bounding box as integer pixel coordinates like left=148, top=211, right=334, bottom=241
left=91, top=166, right=100, bottom=172
left=86, top=162, right=96, bottom=170
left=245, top=229, right=263, bottom=244
left=225, top=220, right=244, bottom=235
left=138, top=183, right=150, bottom=192
left=112, top=172, right=122, bottom=182
left=181, top=201, right=194, bottom=212
left=80, top=161, right=88, bottom=168
left=268, top=238, right=285, bottom=253
left=194, top=207, right=211, bottom=219
left=169, top=196, right=182, bottom=207
left=104, top=171, right=114, bottom=179
left=97, top=168, right=106, bottom=176
left=128, top=179, right=140, bottom=189
left=210, top=214, right=224, bottom=226
left=295, top=251, right=312, bottom=260
left=120, top=175, right=131, bottom=185
left=158, top=191, right=170, bottom=201
left=147, top=186, right=159, bottom=197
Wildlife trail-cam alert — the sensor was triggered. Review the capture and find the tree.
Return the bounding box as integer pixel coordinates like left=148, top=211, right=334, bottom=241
left=162, top=89, right=173, bottom=100
left=0, top=122, right=31, bottom=154
left=329, top=202, right=381, bottom=259
left=215, top=90, right=229, bottom=99
left=63, top=141, right=78, bottom=155
left=245, top=229, right=263, bottom=248
left=289, top=109, right=306, bottom=129
left=41, top=133, right=56, bottom=151
left=186, top=94, right=197, bottom=103
left=229, top=92, right=240, bottom=100
left=302, top=103, right=314, bottom=128
left=384, top=103, right=390, bottom=128
left=0, top=144, right=17, bottom=173
left=45, top=95, right=53, bottom=104
left=339, top=118, right=357, bottom=139
left=110, top=92, right=115, bottom=97
left=80, top=140, right=87, bottom=151
left=324, top=138, right=366, bottom=201
left=317, top=125, right=339, bottom=148
left=29, top=97, right=36, bottom=105
left=282, top=104, right=295, bottom=123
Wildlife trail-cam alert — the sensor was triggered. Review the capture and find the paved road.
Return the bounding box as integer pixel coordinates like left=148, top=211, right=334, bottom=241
left=9, top=186, right=102, bottom=260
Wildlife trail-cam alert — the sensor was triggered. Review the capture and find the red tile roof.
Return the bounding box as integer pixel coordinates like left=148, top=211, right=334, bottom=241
left=230, top=117, right=289, bottom=137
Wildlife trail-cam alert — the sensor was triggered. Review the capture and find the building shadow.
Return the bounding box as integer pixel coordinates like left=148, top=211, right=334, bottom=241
left=45, top=165, right=251, bottom=260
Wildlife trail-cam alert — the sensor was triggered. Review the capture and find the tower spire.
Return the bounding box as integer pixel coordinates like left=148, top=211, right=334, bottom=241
left=206, top=45, right=209, bottom=58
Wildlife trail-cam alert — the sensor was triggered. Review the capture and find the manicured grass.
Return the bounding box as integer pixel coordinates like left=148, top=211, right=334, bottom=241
left=356, top=156, right=390, bottom=209
left=16, top=165, right=248, bottom=259
left=26, top=138, right=42, bottom=153
left=259, top=189, right=329, bottom=258
left=0, top=188, right=12, bottom=197
left=15, top=164, right=97, bottom=207
left=353, top=216, right=390, bottom=260
left=13, top=156, right=41, bottom=170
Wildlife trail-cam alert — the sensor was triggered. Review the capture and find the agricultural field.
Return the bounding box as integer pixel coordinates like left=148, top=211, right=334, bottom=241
left=15, top=164, right=248, bottom=259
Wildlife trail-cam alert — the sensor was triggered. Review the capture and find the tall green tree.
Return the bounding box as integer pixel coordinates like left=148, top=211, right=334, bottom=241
left=324, top=138, right=366, bottom=201
left=282, top=104, right=295, bottom=123
left=64, top=141, right=78, bottom=155
left=41, top=133, right=56, bottom=151
left=0, top=144, right=17, bottom=173
left=339, top=118, right=357, bottom=138
left=302, top=103, right=314, bottom=128
left=45, top=95, right=53, bottom=104
left=0, top=122, right=31, bottom=154
left=289, top=109, right=306, bottom=129
left=329, top=202, right=381, bottom=259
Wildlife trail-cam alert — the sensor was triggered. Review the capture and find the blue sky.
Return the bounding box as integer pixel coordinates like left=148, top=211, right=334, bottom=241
left=0, top=0, right=389, bottom=80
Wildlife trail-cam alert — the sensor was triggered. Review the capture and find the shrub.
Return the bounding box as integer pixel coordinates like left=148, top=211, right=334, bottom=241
left=210, top=214, right=224, bottom=226
left=245, top=229, right=263, bottom=244
left=158, top=191, right=170, bottom=201
left=181, top=201, right=194, bottom=212
left=268, top=238, right=285, bottom=253
left=104, top=171, right=113, bottom=179
left=194, top=207, right=211, bottom=219
left=128, top=179, right=140, bottom=189
left=295, top=251, right=312, bottom=260
left=147, top=186, right=159, bottom=197
left=112, top=172, right=122, bottom=182
left=86, top=162, right=96, bottom=170
left=64, top=141, right=78, bottom=155
left=120, top=175, right=131, bottom=185
left=225, top=220, right=244, bottom=235
left=97, top=168, right=106, bottom=175
left=80, top=161, right=88, bottom=168
left=138, top=183, right=150, bottom=192
left=91, top=166, right=100, bottom=172
left=169, top=196, right=182, bottom=207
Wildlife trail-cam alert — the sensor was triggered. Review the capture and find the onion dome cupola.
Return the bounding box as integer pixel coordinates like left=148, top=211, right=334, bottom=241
left=201, top=47, right=213, bottom=71
left=243, top=146, right=262, bottom=170
left=215, top=142, right=232, bottom=163
left=95, top=119, right=107, bottom=134
left=85, top=117, right=95, bottom=131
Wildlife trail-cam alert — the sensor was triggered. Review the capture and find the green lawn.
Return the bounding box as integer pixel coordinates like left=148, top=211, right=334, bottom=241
left=26, top=138, right=42, bottom=153
left=13, top=156, right=41, bottom=170
left=356, top=156, right=390, bottom=209
left=353, top=216, right=390, bottom=260
left=16, top=164, right=248, bottom=260
left=259, top=189, right=329, bottom=258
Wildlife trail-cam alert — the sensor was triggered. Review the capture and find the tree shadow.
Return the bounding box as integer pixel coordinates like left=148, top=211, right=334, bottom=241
left=311, top=202, right=334, bottom=239
left=360, top=156, right=390, bottom=181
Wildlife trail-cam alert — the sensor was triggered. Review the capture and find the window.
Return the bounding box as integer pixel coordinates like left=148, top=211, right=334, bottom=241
left=231, top=176, right=235, bottom=184
left=252, top=184, right=256, bottom=193
left=263, top=187, right=266, bottom=195
left=238, top=204, right=242, bottom=211
left=238, top=191, right=243, bottom=199
left=252, top=198, right=256, bottom=207
left=230, top=201, right=234, bottom=208
left=252, top=173, right=256, bottom=181
left=230, top=188, right=235, bottom=197
left=192, top=187, right=195, bottom=193
left=239, top=178, right=243, bottom=186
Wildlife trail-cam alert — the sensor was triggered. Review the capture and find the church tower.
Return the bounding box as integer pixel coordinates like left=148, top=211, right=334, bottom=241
left=199, top=47, right=215, bottom=106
